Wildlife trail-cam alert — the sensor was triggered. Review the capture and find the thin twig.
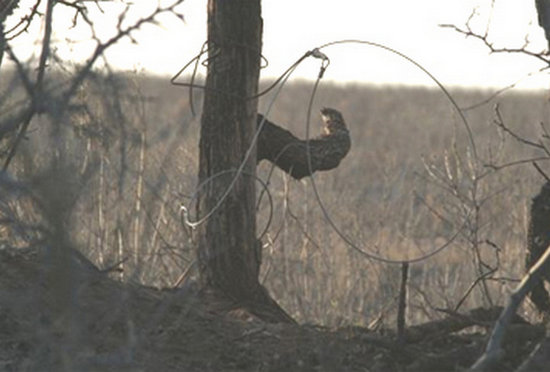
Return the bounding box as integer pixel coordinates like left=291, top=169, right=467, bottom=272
left=533, top=162, right=550, bottom=182
left=440, top=23, right=550, bottom=65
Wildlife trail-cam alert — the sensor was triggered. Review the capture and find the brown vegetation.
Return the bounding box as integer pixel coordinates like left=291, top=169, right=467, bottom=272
left=1, top=72, right=550, bottom=370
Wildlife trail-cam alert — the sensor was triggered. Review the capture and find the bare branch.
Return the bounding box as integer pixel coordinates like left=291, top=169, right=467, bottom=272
left=4, top=0, right=43, bottom=41
left=2, top=0, right=55, bottom=170
left=492, top=103, right=544, bottom=149
left=470, top=244, right=550, bottom=371
left=533, top=162, right=550, bottom=182
left=440, top=23, right=550, bottom=65
left=460, top=67, right=549, bottom=111
left=63, top=0, right=186, bottom=104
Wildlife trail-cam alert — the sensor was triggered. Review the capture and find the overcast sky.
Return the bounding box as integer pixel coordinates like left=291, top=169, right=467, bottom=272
left=6, top=0, right=550, bottom=89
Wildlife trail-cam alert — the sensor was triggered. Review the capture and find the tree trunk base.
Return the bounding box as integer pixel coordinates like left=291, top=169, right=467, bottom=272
left=200, top=283, right=295, bottom=324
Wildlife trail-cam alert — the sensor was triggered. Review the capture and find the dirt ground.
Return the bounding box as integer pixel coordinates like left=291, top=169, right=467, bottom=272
left=0, top=247, right=546, bottom=372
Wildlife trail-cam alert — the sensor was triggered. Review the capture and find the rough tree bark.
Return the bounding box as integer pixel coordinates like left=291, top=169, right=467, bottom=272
left=198, top=0, right=261, bottom=310
left=526, top=181, right=550, bottom=315
left=196, top=1, right=351, bottom=323
left=197, top=0, right=294, bottom=323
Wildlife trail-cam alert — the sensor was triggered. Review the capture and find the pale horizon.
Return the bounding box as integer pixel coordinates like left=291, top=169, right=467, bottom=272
left=5, top=0, right=550, bottom=90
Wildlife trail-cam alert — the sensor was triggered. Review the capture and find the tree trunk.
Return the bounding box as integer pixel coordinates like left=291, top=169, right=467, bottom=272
left=526, top=181, right=550, bottom=315
left=196, top=1, right=352, bottom=324
left=197, top=0, right=293, bottom=323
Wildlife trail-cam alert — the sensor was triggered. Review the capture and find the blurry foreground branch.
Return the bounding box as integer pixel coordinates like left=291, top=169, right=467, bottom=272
left=0, top=0, right=185, bottom=170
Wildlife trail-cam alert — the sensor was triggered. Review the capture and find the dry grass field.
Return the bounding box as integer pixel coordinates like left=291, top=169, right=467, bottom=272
left=257, top=81, right=549, bottom=327
left=1, top=70, right=549, bottom=370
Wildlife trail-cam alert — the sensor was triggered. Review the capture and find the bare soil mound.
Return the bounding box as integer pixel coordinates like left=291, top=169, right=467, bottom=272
left=0, top=248, right=545, bottom=371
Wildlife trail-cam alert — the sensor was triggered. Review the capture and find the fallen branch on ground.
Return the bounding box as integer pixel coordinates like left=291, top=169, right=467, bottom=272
left=469, top=245, right=550, bottom=371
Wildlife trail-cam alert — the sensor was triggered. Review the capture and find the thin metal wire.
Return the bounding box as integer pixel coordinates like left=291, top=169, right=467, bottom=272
left=180, top=169, right=274, bottom=240
left=175, top=46, right=332, bottom=240
left=178, top=37, right=473, bottom=265
left=171, top=43, right=324, bottom=101
left=303, top=39, right=472, bottom=265
left=171, top=40, right=267, bottom=94
left=316, top=39, right=477, bottom=159
left=180, top=62, right=299, bottom=230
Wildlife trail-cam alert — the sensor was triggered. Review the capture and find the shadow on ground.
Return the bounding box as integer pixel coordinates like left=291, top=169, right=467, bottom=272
left=0, top=248, right=544, bottom=371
